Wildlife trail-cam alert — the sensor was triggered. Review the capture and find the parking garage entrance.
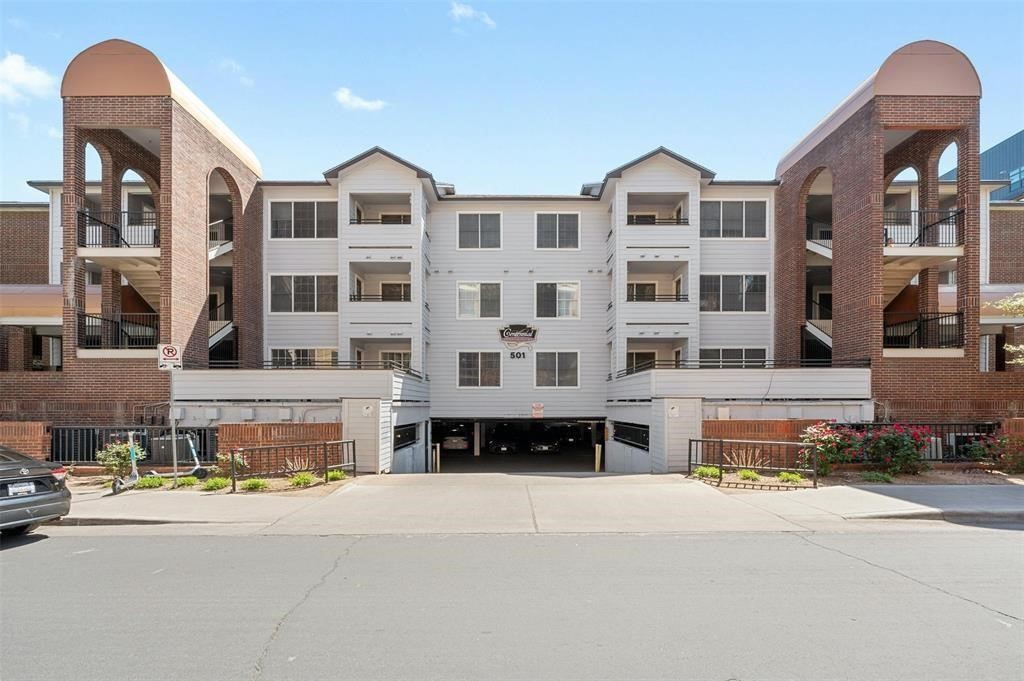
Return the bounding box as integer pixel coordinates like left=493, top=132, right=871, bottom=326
left=431, top=419, right=605, bottom=473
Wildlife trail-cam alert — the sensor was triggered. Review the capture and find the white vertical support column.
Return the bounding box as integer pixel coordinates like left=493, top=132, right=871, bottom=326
left=473, top=421, right=482, bottom=457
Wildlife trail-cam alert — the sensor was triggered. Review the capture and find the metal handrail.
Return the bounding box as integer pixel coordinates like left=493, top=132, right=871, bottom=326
left=349, top=293, right=412, bottom=302
left=610, top=357, right=870, bottom=379
left=77, top=210, right=159, bottom=247
left=77, top=311, right=159, bottom=349
left=201, top=359, right=424, bottom=378
left=626, top=216, right=689, bottom=225
left=883, top=311, right=964, bottom=349
left=625, top=293, right=689, bottom=302
left=882, top=209, right=964, bottom=247
left=349, top=216, right=412, bottom=225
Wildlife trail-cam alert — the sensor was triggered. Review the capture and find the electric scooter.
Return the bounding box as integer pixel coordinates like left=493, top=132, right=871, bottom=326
left=145, top=432, right=209, bottom=480
left=111, top=431, right=141, bottom=494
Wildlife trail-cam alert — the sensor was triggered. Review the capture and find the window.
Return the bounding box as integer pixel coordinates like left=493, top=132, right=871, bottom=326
left=698, top=348, right=767, bottom=368
left=458, top=351, right=501, bottom=387
left=626, top=352, right=657, bottom=372
left=938, top=269, right=957, bottom=286
left=627, top=282, right=656, bottom=302
left=458, top=283, right=502, bottom=319
left=699, top=275, right=766, bottom=312
left=269, top=201, right=338, bottom=238
left=458, top=213, right=501, bottom=249
left=536, top=351, right=579, bottom=387
left=611, top=422, right=649, bottom=451
left=536, top=282, right=580, bottom=318
left=269, top=275, right=338, bottom=312
left=394, top=423, right=418, bottom=450
left=380, top=351, right=411, bottom=369
left=536, top=213, right=580, bottom=249
left=699, top=201, right=767, bottom=238
left=381, top=282, right=411, bottom=302
left=380, top=214, right=411, bottom=225
left=270, top=348, right=338, bottom=367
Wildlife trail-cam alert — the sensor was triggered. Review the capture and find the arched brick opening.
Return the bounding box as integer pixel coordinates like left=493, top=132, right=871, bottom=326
left=208, top=167, right=244, bottom=367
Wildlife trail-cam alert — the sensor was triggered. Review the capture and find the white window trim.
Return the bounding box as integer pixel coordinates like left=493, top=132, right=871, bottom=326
left=698, top=199, right=770, bottom=241
left=267, top=272, right=340, bottom=315
left=456, top=350, right=503, bottom=389
left=534, top=211, right=583, bottom=251
left=455, top=211, right=504, bottom=251
left=533, top=350, right=581, bottom=389
left=456, top=281, right=504, bottom=320
left=267, top=200, right=339, bottom=240
left=698, top=347, right=768, bottom=367
left=353, top=274, right=365, bottom=299
left=533, top=280, right=582, bottom=320
left=380, top=280, right=413, bottom=302
left=379, top=350, right=412, bottom=368
left=698, top=272, right=769, bottom=314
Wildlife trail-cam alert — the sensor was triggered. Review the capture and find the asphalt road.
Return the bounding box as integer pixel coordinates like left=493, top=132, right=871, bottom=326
left=2, top=525, right=1022, bottom=681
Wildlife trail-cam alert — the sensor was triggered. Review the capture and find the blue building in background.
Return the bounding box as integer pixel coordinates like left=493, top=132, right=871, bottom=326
left=942, top=129, right=1024, bottom=201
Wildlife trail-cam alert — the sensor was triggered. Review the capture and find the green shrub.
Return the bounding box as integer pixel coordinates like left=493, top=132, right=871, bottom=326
left=326, top=470, right=347, bottom=482
left=692, top=466, right=721, bottom=480
left=996, top=436, right=1024, bottom=474
left=95, top=440, right=148, bottom=479
left=777, top=471, right=804, bottom=484
left=241, top=478, right=269, bottom=491
left=860, top=471, right=893, bottom=483
left=202, top=477, right=230, bottom=491
left=289, top=472, right=316, bottom=487
left=176, top=476, right=198, bottom=487
left=738, top=469, right=760, bottom=481
left=135, top=476, right=165, bottom=489
left=860, top=425, right=931, bottom=475
left=799, top=421, right=862, bottom=476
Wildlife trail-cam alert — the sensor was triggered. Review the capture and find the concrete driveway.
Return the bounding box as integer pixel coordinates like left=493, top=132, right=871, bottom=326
left=264, top=473, right=805, bottom=534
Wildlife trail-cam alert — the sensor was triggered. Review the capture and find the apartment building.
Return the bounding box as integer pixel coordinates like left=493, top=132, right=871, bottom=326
left=1, top=39, right=1021, bottom=474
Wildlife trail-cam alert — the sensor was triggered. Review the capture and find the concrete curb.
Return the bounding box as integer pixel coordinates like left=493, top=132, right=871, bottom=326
left=54, top=517, right=210, bottom=526
left=846, top=510, right=1024, bottom=522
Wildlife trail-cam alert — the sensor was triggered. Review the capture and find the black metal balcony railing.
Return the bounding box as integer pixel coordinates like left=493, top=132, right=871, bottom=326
left=204, top=358, right=423, bottom=378
left=625, top=292, right=689, bottom=302
left=806, top=220, right=833, bottom=248
left=77, top=211, right=159, bottom=248
left=626, top=216, right=689, bottom=225
left=609, top=357, right=870, bottom=379
left=349, top=216, right=412, bottom=225
left=78, top=312, right=159, bottom=349
left=349, top=293, right=412, bottom=302
left=209, top=300, right=232, bottom=321
left=883, top=209, right=964, bottom=247
left=208, top=218, right=233, bottom=242
left=883, top=311, right=964, bottom=349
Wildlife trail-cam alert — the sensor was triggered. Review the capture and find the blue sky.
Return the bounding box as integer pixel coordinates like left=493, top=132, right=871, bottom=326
left=1, top=1, right=1022, bottom=201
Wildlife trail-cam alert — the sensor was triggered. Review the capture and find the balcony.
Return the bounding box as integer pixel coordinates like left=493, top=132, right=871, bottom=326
left=626, top=215, right=688, bottom=226
left=348, top=193, right=412, bottom=225
left=883, top=210, right=964, bottom=247
left=625, top=191, right=689, bottom=227
left=806, top=220, right=833, bottom=257
left=77, top=311, right=159, bottom=350
left=77, top=211, right=159, bottom=248
left=350, top=292, right=411, bottom=302
left=626, top=292, right=689, bottom=302
left=883, top=311, right=964, bottom=354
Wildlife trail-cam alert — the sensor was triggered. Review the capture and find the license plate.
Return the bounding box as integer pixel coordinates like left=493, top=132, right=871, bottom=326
left=9, top=481, right=36, bottom=496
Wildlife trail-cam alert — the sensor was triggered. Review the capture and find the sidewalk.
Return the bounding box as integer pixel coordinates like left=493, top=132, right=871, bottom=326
left=57, top=475, right=1024, bottom=533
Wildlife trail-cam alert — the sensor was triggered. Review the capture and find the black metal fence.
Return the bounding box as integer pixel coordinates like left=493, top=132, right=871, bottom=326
left=883, top=312, right=964, bottom=349
left=229, top=440, right=356, bottom=491
left=806, top=219, right=833, bottom=247
left=78, top=311, right=159, bottom=349
left=77, top=210, right=159, bottom=247
left=626, top=216, right=689, bottom=225
left=611, top=357, right=869, bottom=379
left=50, top=426, right=218, bottom=464
left=838, top=422, right=1000, bottom=462
left=199, top=359, right=424, bottom=377
left=687, top=438, right=817, bottom=487
left=883, top=209, right=963, bottom=247
left=625, top=292, right=689, bottom=302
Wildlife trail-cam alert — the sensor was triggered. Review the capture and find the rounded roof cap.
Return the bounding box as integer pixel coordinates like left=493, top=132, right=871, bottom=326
left=873, top=40, right=981, bottom=97
left=61, top=39, right=261, bottom=176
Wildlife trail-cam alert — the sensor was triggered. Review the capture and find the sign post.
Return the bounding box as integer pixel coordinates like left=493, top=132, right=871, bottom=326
left=158, top=344, right=183, bottom=487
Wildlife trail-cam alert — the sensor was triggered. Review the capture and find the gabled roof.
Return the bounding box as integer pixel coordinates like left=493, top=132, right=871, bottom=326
left=322, top=146, right=446, bottom=198
left=584, top=147, right=716, bottom=198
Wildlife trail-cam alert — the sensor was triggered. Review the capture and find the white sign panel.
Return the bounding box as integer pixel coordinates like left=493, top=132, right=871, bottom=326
left=158, top=344, right=183, bottom=370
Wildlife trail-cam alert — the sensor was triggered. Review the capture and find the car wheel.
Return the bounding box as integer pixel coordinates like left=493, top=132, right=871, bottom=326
left=2, top=523, right=40, bottom=537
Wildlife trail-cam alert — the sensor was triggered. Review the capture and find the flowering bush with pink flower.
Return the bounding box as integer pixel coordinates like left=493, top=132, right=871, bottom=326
left=800, top=422, right=933, bottom=475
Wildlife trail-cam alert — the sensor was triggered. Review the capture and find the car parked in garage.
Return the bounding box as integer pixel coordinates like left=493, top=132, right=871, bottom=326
left=0, top=446, right=71, bottom=536
left=487, top=425, right=519, bottom=454
left=529, top=428, right=562, bottom=454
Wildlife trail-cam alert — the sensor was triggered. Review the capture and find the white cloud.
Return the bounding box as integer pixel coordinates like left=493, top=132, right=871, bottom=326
left=449, top=2, right=496, bottom=29
left=334, top=87, right=386, bottom=112
left=0, top=52, right=56, bottom=103
left=216, top=57, right=254, bottom=87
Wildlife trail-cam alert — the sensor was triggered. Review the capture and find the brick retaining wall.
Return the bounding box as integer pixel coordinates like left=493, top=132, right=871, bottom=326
left=0, top=422, right=50, bottom=460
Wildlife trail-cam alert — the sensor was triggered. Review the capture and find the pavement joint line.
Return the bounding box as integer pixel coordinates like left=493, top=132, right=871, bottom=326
left=251, top=535, right=363, bottom=680
left=792, top=532, right=1024, bottom=623
left=524, top=484, right=540, bottom=533
left=714, top=489, right=826, bottom=533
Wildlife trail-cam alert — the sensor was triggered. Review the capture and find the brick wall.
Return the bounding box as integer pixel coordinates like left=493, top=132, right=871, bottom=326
left=989, top=206, right=1024, bottom=284
left=0, top=207, right=49, bottom=284
left=217, top=423, right=343, bottom=453
left=0, top=422, right=50, bottom=460
left=1003, top=419, right=1024, bottom=435
left=702, top=419, right=819, bottom=442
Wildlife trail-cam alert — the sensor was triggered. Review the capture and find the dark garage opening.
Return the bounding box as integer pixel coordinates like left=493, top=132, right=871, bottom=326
left=431, top=419, right=605, bottom=473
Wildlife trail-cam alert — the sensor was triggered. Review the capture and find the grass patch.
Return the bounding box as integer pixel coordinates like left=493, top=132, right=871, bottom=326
left=776, top=471, right=804, bottom=484
left=202, top=477, right=230, bottom=492
left=738, top=469, right=761, bottom=481
left=241, top=478, right=269, bottom=491
left=860, top=471, right=893, bottom=484
left=326, top=470, right=347, bottom=482
left=135, top=476, right=165, bottom=489
left=176, top=476, right=198, bottom=487
left=289, top=472, right=316, bottom=487
left=692, top=466, right=721, bottom=480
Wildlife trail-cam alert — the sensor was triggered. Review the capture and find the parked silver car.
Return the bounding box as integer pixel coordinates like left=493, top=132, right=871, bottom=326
left=0, top=446, right=71, bottom=536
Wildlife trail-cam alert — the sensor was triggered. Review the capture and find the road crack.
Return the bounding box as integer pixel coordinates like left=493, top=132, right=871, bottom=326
left=252, top=535, right=364, bottom=679
left=794, top=533, right=1023, bottom=622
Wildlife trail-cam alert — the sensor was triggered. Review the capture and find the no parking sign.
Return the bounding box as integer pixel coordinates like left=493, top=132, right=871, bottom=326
left=158, top=344, right=182, bottom=370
